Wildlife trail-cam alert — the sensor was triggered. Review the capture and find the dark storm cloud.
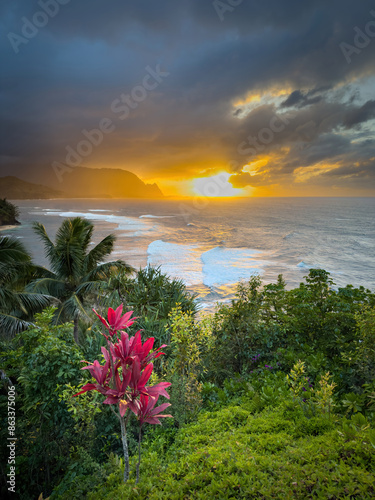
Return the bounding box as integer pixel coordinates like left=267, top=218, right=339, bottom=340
left=343, top=100, right=375, bottom=128
left=1, top=0, right=375, bottom=194
left=280, top=90, right=323, bottom=108
left=322, top=160, right=375, bottom=178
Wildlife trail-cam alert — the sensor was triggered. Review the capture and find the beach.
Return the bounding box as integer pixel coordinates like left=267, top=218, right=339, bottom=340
left=0, top=225, right=18, bottom=232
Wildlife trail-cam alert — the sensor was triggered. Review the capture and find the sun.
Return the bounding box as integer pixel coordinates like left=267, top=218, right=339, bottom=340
left=192, top=171, right=245, bottom=197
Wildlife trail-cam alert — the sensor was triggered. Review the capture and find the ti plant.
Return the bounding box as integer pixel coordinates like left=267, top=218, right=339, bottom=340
left=74, top=305, right=172, bottom=483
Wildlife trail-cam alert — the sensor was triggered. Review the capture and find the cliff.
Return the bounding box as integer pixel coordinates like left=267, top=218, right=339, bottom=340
left=48, top=167, right=164, bottom=198
left=0, top=168, right=164, bottom=199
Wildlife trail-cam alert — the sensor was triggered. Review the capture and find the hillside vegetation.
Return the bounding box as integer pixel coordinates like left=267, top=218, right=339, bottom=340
left=0, top=199, right=20, bottom=226
left=0, top=219, right=374, bottom=499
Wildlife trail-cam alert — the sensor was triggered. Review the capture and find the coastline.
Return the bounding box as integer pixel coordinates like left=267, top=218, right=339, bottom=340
left=0, top=225, right=18, bottom=232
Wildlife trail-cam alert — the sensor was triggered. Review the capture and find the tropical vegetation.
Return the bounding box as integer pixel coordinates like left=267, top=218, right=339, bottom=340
left=29, top=217, right=133, bottom=342
left=0, top=236, right=52, bottom=336
left=0, top=199, right=19, bottom=226
left=75, top=305, right=172, bottom=484
left=0, top=215, right=374, bottom=499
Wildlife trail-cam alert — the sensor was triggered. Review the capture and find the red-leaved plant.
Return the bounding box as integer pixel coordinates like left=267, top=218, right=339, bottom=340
left=74, top=305, right=172, bottom=483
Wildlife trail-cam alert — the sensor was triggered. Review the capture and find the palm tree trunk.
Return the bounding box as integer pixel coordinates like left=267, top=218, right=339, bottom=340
left=73, top=317, right=79, bottom=344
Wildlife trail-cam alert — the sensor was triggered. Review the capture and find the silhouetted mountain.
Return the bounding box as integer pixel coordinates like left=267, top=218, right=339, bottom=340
left=0, top=176, right=64, bottom=200
left=47, top=167, right=164, bottom=198
left=0, top=168, right=164, bottom=199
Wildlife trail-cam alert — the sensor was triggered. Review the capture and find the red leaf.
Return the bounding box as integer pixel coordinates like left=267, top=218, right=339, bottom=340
left=73, top=383, right=96, bottom=396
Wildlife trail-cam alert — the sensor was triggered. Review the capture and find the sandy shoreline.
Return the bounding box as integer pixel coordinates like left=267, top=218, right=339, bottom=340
left=0, top=225, right=18, bottom=232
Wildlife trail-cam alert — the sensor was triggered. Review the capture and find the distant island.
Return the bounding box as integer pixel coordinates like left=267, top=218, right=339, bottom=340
left=0, top=168, right=164, bottom=199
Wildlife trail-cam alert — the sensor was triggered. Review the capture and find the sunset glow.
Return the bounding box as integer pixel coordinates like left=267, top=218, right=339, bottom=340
left=192, top=172, right=246, bottom=197
left=1, top=2, right=374, bottom=198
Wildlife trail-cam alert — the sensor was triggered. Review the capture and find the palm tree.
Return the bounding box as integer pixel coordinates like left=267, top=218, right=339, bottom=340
left=0, top=236, right=52, bottom=336
left=29, top=217, right=134, bottom=343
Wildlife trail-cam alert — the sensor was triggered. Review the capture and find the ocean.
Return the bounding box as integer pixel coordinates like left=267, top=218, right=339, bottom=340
left=5, top=197, right=375, bottom=310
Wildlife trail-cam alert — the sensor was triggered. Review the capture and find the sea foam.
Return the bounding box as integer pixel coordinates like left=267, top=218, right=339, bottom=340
left=147, top=240, right=267, bottom=288
left=43, top=210, right=159, bottom=236
left=201, top=247, right=265, bottom=287
left=147, top=240, right=202, bottom=286
left=139, top=215, right=175, bottom=219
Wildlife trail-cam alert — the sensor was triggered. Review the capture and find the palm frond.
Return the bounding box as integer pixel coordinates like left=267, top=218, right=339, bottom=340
left=17, top=292, right=55, bottom=314
left=74, top=218, right=94, bottom=254
left=0, top=286, right=21, bottom=312
left=53, top=218, right=92, bottom=281
left=85, top=260, right=135, bottom=282
left=0, top=263, right=17, bottom=285
left=30, top=218, right=134, bottom=327
left=26, top=277, right=66, bottom=298
left=54, top=293, right=91, bottom=325
left=0, top=261, right=53, bottom=289
left=31, top=265, right=55, bottom=279
left=0, top=312, right=32, bottom=337
left=32, top=221, right=56, bottom=260
left=83, top=234, right=116, bottom=273
left=0, top=236, right=31, bottom=264
left=75, top=280, right=103, bottom=295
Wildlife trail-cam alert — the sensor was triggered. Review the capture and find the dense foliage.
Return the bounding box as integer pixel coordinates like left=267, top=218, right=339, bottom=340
left=100, top=265, right=198, bottom=341
left=85, top=403, right=375, bottom=499
left=0, top=199, right=19, bottom=226
left=0, top=236, right=52, bottom=336
left=1, top=217, right=374, bottom=499
left=29, top=217, right=133, bottom=342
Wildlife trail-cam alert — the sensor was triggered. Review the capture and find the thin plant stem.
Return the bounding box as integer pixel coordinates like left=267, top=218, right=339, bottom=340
left=109, top=404, right=120, bottom=421
left=120, top=415, right=130, bottom=482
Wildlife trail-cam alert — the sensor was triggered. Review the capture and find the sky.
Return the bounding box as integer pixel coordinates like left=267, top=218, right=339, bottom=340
left=1, top=0, right=375, bottom=197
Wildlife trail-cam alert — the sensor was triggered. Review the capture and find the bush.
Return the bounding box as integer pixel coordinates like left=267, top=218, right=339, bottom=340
left=0, top=309, right=85, bottom=498
left=50, top=448, right=120, bottom=500
left=83, top=403, right=375, bottom=499
left=209, top=276, right=281, bottom=381
left=0, top=199, right=19, bottom=226
left=101, top=266, right=198, bottom=344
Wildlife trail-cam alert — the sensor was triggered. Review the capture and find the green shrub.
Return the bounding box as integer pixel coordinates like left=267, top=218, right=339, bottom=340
left=82, top=403, right=375, bottom=500
left=102, top=266, right=198, bottom=344
left=0, top=198, right=19, bottom=225
left=0, top=310, right=85, bottom=498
